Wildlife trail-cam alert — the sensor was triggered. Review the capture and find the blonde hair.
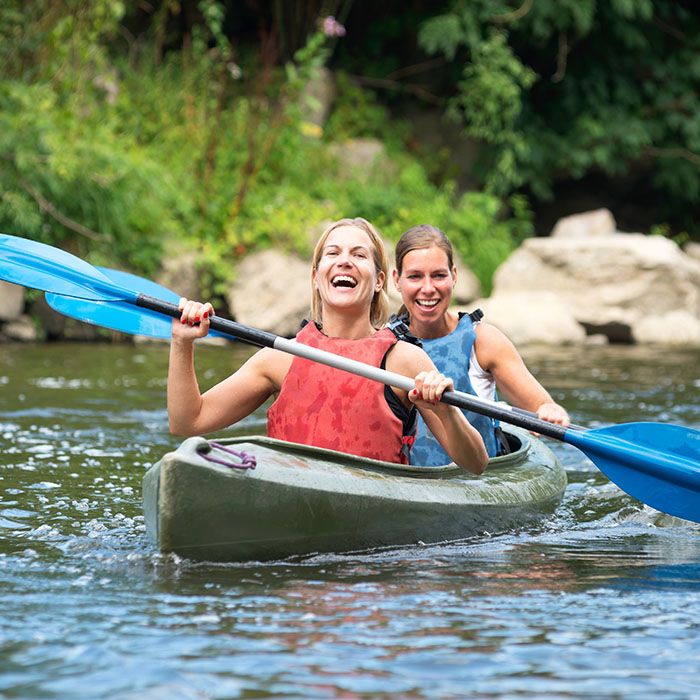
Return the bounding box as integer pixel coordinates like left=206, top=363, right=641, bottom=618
left=310, top=217, right=390, bottom=329
left=394, top=224, right=455, bottom=318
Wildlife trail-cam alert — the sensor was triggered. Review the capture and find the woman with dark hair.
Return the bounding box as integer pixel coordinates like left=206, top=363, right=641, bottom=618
left=392, top=224, right=569, bottom=466
left=167, top=218, right=489, bottom=473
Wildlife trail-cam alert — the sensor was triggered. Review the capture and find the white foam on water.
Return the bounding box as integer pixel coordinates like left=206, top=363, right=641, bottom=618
left=31, top=377, right=93, bottom=389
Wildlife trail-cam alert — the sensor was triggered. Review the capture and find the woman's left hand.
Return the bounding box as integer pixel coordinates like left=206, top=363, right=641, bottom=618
left=408, top=370, right=454, bottom=413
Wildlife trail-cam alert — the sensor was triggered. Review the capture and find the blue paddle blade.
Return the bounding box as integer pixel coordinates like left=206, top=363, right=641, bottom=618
left=566, top=422, right=700, bottom=522
left=0, top=233, right=130, bottom=301
left=46, top=267, right=230, bottom=341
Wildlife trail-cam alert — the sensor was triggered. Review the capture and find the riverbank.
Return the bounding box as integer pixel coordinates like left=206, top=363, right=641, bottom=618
left=3, top=209, right=700, bottom=347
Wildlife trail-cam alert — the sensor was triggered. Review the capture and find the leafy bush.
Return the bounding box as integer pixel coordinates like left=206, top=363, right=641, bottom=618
left=418, top=0, right=700, bottom=231
left=0, top=0, right=182, bottom=272
left=0, top=2, right=533, bottom=300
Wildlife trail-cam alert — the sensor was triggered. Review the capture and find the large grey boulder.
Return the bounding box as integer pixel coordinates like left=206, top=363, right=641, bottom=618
left=491, top=233, right=700, bottom=346
left=227, top=249, right=310, bottom=337
left=462, top=292, right=587, bottom=346
left=551, top=208, right=616, bottom=238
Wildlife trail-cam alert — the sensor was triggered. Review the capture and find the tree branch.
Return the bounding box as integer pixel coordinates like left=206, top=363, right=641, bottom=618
left=348, top=74, right=445, bottom=107
left=552, top=32, right=568, bottom=82
left=19, top=180, right=111, bottom=242
left=652, top=17, right=686, bottom=42
left=385, top=57, right=447, bottom=81
left=645, top=146, right=700, bottom=166
left=492, top=0, right=534, bottom=24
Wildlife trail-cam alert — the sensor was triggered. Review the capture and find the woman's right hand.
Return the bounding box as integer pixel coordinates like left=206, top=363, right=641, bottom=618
left=171, top=297, right=214, bottom=341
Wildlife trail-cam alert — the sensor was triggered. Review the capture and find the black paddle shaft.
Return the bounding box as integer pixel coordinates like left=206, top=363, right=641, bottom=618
left=440, top=392, right=569, bottom=440
left=137, top=294, right=278, bottom=348
left=137, top=293, right=569, bottom=441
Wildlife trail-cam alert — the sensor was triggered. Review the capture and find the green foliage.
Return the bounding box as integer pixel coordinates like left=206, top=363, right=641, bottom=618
left=650, top=223, right=690, bottom=248
left=337, top=160, right=531, bottom=292
left=0, top=0, right=175, bottom=272
left=324, top=73, right=409, bottom=149
left=0, top=1, right=537, bottom=301
left=418, top=0, right=700, bottom=231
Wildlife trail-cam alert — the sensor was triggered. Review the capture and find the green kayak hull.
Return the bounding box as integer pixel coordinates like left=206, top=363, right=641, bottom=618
left=142, top=428, right=566, bottom=563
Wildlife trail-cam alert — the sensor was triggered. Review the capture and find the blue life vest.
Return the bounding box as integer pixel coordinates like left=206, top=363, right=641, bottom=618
left=391, top=312, right=500, bottom=464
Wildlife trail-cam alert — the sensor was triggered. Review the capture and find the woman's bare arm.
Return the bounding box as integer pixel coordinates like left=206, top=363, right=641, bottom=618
left=475, top=323, right=569, bottom=425
left=167, top=298, right=288, bottom=436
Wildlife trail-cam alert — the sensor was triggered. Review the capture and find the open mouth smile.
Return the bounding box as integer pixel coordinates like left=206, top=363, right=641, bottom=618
left=331, top=275, right=358, bottom=288
left=415, top=299, right=439, bottom=308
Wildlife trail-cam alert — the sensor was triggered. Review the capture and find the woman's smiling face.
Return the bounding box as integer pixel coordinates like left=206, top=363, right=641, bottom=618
left=313, top=225, right=385, bottom=314
left=393, top=245, right=456, bottom=325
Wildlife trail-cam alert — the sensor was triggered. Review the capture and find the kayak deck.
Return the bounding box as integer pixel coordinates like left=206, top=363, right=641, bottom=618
left=143, top=428, right=566, bottom=562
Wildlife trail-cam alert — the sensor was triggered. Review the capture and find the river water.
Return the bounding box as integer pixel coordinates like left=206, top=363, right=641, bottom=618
left=1, top=341, right=700, bottom=699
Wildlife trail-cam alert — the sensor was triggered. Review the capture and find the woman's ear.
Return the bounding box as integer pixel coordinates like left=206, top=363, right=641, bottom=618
left=392, top=268, right=400, bottom=289
left=375, top=269, right=386, bottom=292
left=451, top=266, right=457, bottom=288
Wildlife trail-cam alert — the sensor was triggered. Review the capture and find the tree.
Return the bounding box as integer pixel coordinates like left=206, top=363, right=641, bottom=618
left=418, top=0, right=700, bottom=234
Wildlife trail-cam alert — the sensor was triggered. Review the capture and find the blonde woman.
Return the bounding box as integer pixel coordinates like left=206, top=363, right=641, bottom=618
left=167, top=218, right=488, bottom=473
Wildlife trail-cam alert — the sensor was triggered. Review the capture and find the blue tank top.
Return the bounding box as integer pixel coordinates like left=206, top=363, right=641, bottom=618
left=411, top=314, right=500, bottom=464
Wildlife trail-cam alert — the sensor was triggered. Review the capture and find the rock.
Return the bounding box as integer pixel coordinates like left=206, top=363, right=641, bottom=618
left=685, top=241, right=700, bottom=261
left=155, top=240, right=204, bottom=301
left=300, top=67, right=335, bottom=128
left=61, top=319, right=113, bottom=341
left=31, top=295, right=67, bottom=340
left=491, top=233, right=700, bottom=346
left=3, top=315, right=37, bottom=342
left=0, top=281, right=24, bottom=321
left=329, top=138, right=394, bottom=178
left=31, top=295, right=111, bottom=341
left=404, top=108, right=482, bottom=191
left=633, top=310, right=700, bottom=346
left=551, top=208, right=616, bottom=238
left=227, top=249, right=310, bottom=337
left=304, top=219, right=335, bottom=253
left=463, top=292, right=587, bottom=346
left=451, top=261, right=481, bottom=305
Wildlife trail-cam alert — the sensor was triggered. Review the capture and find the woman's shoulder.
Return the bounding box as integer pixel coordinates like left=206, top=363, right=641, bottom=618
left=246, top=347, right=294, bottom=386
left=475, top=321, right=514, bottom=347
left=386, top=337, right=433, bottom=373
left=474, top=321, right=521, bottom=370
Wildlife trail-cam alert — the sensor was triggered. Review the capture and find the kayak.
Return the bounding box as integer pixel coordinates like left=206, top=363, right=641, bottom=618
left=142, top=427, right=566, bottom=563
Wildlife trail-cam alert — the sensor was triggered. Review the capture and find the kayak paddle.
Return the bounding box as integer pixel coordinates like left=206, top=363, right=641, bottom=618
left=46, top=266, right=231, bottom=341
left=1, top=232, right=699, bottom=523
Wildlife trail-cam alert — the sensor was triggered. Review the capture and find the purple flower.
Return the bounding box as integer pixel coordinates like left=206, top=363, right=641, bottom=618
left=321, top=16, right=346, bottom=38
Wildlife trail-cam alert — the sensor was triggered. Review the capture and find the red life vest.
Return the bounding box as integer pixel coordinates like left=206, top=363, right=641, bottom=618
left=267, top=323, right=411, bottom=463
